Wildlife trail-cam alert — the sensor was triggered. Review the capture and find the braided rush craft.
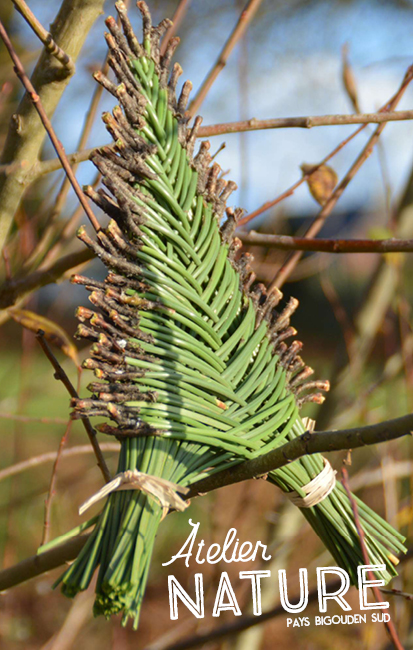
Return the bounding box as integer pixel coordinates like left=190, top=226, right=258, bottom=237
left=49, top=2, right=406, bottom=628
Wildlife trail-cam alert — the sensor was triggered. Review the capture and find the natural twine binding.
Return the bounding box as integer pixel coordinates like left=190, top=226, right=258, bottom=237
left=287, top=458, right=337, bottom=508
left=79, top=470, right=190, bottom=517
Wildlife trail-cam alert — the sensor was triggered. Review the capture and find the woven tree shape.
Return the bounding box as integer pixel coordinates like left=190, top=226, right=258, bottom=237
left=54, top=1, right=406, bottom=628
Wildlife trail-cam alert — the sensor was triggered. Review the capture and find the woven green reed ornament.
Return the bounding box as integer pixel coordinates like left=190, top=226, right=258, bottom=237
left=52, top=1, right=405, bottom=628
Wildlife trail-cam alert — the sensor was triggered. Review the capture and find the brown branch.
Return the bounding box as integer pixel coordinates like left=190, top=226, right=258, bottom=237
left=0, top=534, right=90, bottom=592
left=36, top=332, right=111, bottom=484
left=0, top=21, right=101, bottom=235
left=0, top=413, right=68, bottom=425
left=160, top=0, right=191, bottom=56
left=239, top=231, right=413, bottom=253
left=0, top=247, right=94, bottom=310
left=186, top=412, right=413, bottom=498
left=381, top=588, right=413, bottom=602
left=187, top=0, right=263, bottom=117
left=31, top=106, right=413, bottom=181
left=0, top=0, right=104, bottom=251
left=198, top=109, right=413, bottom=137
left=31, top=145, right=109, bottom=178
left=28, top=108, right=413, bottom=179
left=270, top=65, right=413, bottom=289
left=37, top=175, right=101, bottom=272
left=27, top=2, right=134, bottom=270
left=0, top=412, right=411, bottom=591
left=11, top=0, right=75, bottom=73
left=0, top=443, right=119, bottom=483
left=320, top=273, right=356, bottom=379
left=341, top=468, right=404, bottom=650
left=41, top=418, right=73, bottom=546
left=31, top=107, right=413, bottom=179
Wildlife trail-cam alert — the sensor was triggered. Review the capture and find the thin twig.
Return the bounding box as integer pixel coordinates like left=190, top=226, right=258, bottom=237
left=23, top=108, right=413, bottom=179
left=160, top=0, right=191, bottom=56
left=11, top=0, right=75, bottom=73
left=321, top=272, right=356, bottom=377
left=41, top=419, right=73, bottom=546
left=270, top=65, right=413, bottom=289
left=26, top=1, right=133, bottom=269
left=41, top=369, right=83, bottom=546
left=239, top=231, right=413, bottom=253
left=0, top=247, right=94, bottom=311
left=316, top=156, right=413, bottom=432
left=198, top=109, right=413, bottom=137
left=38, top=174, right=100, bottom=270
left=341, top=468, right=404, bottom=650
left=0, top=413, right=68, bottom=425
left=188, top=0, right=263, bottom=117
left=36, top=332, right=111, bottom=483
left=0, top=443, right=119, bottom=483
left=0, top=0, right=104, bottom=252
left=381, top=588, right=413, bottom=602
left=1, top=146, right=101, bottom=179
left=28, top=107, right=413, bottom=180
left=0, top=20, right=101, bottom=233
left=0, top=535, right=90, bottom=592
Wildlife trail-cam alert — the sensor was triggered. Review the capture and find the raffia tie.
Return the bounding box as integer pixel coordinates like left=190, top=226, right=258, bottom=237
left=287, top=458, right=337, bottom=508
left=79, top=470, right=190, bottom=518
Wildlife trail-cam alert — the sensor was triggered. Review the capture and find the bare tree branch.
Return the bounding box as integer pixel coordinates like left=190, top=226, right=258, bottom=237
left=238, top=124, right=368, bottom=227
left=186, top=412, right=413, bottom=498
left=0, top=247, right=94, bottom=310
left=36, top=332, right=112, bottom=484
left=160, top=0, right=191, bottom=56
left=0, top=0, right=104, bottom=251
left=0, top=413, right=68, bottom=426
left=28, top=107, right=413, bottom=178
left=20, top=146, right=104, bottom=178
left=27, top=2, right=134, bottom=271
left=198, top=109, right=413, bottom=137
left=381, top=588, right=413, bottom=602
left=41, top=418, right=73, bottom=546
left=0, top=534, right=90, bottom=592
left=239, top=231, right=413, bottom=253
left=188, top=0, right=263, bottom=117
left=0, top=443, right=119, bottom=483
left=0, top=21, right=101, bottom=235
left=11, top=0, right=75, bottom=73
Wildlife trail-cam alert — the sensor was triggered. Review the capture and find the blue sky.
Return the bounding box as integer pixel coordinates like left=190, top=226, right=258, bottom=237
left=11, top=0, right=413, bottom=230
